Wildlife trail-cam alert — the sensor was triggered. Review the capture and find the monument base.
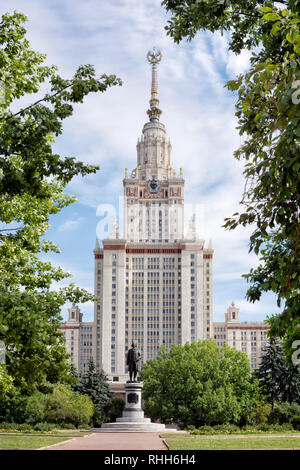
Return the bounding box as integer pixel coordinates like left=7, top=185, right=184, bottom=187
left=94, top=381, right=166, bottom=433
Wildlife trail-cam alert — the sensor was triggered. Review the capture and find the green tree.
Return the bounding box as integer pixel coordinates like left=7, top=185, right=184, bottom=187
left=44, top=385, right=94, bottom=427
left=140, top=340, right=259, bottom=427
left=0, top=365, right=15, bottom=400
left=257, top=337, right=300, bottom=407
left=73, top=359, right=112, bottom=423
left=257, top=337, right=290, bottom=408
left=0, top=11, right=122, bottom=394
left=162, top=1, right=300, bottom=360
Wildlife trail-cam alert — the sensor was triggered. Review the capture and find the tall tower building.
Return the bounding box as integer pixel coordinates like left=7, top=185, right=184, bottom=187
left=93, top=49, right=214, bottom=382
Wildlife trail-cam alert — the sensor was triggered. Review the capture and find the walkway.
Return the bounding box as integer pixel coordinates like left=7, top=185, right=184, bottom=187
left=46, top=432, right=167, bottom=450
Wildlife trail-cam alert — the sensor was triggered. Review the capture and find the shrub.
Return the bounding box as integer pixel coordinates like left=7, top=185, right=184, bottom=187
left=186, top=425, right=196, bottom=431
left=91, top=407, right=103, bottom=427
left=0, top=422, right=19, bottom=430
left=104, top=397, right=125, bottom=423
left=0, top=393, right=27, bottom=423
left=241, top=425, right=258, bottom=433
left=291, top=416, right=300, bottom=431
left=0, top=385, right=94, bottom=428
left=33, top=423, right=58, bottom=432
left=251, top=402, right=272, bottom=425
left=78, top=424, right=91, bottom=430
left=24, top=392, right=47, bottom=424
left=213, top=424, right=240, bottom=433
left=15, top=423, right=32, bottom=431
left=0, top=422, right=33, bottom=431
left=269, top=402, right=300, bottom=425
left=257, top=423, right=294, bottom=432
left=59, top=423, right=76, bottom=430
left=44, top=385, right=94, bottom=427
left=190, top=425, right=215, bottom=435
left=0, top=366, right=15, bottom=400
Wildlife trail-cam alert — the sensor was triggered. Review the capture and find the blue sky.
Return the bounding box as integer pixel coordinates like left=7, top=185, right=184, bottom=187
left=2, top=0, right=281, bottom=322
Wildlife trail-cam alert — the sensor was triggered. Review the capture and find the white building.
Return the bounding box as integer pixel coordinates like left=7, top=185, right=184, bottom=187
left=60, top=303, right=94, bottom=372
left=213, top=302, right=269, bottom=372
left=93, top=49, right=213, bottom=382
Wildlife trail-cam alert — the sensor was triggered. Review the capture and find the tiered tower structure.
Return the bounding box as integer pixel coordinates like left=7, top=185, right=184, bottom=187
left=93, top=49, right=214, bottom=382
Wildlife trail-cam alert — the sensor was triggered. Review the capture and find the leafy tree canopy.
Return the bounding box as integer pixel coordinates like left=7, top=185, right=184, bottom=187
left=0, top=11, right=122, bottom=394
left=140, top=340, right=259, bottom=427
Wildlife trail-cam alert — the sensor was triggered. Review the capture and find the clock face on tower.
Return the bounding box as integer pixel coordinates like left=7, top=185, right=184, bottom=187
left=148, top=177, right=160, bottom=193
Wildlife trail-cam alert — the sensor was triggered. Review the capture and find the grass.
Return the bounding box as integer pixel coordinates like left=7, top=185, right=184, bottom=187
left=165, top=435, right=300, bottom=450
left=0, top=435, right=72, bottom=450
left=0, top=431, right=90, bottom=437
left=161, top=431, right=300, bottom=438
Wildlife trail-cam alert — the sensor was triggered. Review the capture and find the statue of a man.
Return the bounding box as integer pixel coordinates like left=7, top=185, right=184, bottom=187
left=126, top=341, right=141, bottom=382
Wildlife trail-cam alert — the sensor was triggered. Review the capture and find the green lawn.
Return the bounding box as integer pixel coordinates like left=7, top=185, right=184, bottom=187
left=0, top=435, right=72, bottom=449
left=165, top=436, right=300, bottom=450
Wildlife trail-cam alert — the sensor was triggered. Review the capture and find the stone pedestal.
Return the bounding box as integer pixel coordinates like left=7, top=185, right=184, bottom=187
left=96, top=381, right=166, bottom=432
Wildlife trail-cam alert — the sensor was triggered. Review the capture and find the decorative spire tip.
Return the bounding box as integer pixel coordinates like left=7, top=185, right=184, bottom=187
left=146, top=47, right=162, bottom=123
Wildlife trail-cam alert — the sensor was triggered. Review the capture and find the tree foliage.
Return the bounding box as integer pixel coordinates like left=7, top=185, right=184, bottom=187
left=0, top=11, right=122, bottom=393
left=162, top=0, right=300, bottom=359
left=257, top=337, right=300, bottom=406
left=72, top=359, right=112, bottom=418
left=140, top=340, right=259, bottom=427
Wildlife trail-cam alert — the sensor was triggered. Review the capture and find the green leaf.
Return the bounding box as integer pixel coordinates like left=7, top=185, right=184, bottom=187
left=262, top=12, right=279, bottom=22
left=259, top=7, right=273, bottom=13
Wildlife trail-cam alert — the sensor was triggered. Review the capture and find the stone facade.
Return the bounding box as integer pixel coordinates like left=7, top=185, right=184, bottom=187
left=60, top=303, right=94, bottom=372
left=213, top=302, right=269, bottom=372
left=91, top=50, right=215, bottom=382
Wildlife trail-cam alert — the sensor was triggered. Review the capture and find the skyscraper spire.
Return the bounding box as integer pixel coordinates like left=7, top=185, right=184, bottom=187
left=146, top=47, right=162, bottom=122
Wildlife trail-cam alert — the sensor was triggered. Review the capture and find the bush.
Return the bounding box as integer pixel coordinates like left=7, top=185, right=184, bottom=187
left=43, top=385, right=94, bottom=427
left=213, top=424, right=240, bottom=433
left=0, top=385, right=94, bottom=428
left=33, top=423, right=58, bottom=432
left=24, top=392, right=47, bottom=424
left=0, top=422, right=33, bottom=431
left=257, top=423, right=294, bottom=432
left=291, top=416, right=300, bottom=431
left=15, top=423, right=32, bottom=431
left=0, top=422, right=20, bottom=430
left=104, top=397, right=125, bottom=423
left=190, top=425, right=215, bottom=435
left=269, top=402, right=300, bottom=426
left=91, top=407, right=103, bottom=428
left=241, top=425, right=258, bottom=432
left=0, top=394, right=27, bottom=424
left=251, top=402, right=272, bottom=425
left=59, top=423, right=76, bottom=430
left=78, top=424, right=91, bottom=430
left=186, top=425, right=196, bottom=431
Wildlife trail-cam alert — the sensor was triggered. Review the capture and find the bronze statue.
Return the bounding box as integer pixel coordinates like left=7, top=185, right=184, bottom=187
left=126, top=341, right=141, bottom=382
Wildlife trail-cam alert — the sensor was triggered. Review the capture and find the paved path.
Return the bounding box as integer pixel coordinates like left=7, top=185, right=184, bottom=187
left=46, top=432, right=167, bottom=450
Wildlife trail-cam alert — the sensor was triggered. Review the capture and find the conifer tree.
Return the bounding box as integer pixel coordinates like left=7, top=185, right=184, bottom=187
left=74, top=359, right=112, bottom=416
left=258, top=337, right=300, bottom=407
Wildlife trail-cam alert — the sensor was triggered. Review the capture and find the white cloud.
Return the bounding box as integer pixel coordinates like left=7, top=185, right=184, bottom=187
left=58, top=216, right=85, bottom=232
